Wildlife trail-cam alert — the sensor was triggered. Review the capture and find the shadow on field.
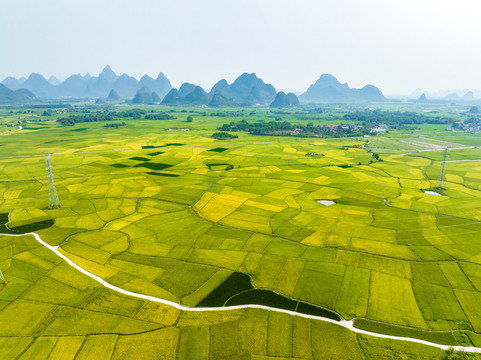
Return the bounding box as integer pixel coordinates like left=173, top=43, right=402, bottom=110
left=197, top=272, right=341, bottom=321
left=0, top=213, right=54, bottom=235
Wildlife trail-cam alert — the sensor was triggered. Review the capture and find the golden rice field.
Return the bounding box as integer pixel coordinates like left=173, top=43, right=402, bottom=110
left=1, top=110, right=481, bottom=358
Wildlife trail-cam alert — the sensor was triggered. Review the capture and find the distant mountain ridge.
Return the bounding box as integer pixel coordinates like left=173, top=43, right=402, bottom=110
left=1, top=66, right=172, bottom=99
left=161, top=84, right=212, bottom=106
left=0, top=84, right=36, bottom=104
left=132, top=86, right=162, bottom=105
left=210, top=73, right=277, bottom=106
left=409, top=88, right=481, bottom=100
left=270, top=92, right=300, bottom=108
left=160, top=73, right=278, bottom=107
left=1, top=69, right=389, bottom=105
left=300, top=74, right=385, bottom=103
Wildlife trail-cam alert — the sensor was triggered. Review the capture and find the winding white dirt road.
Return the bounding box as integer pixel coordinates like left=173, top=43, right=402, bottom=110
left=1, top=231, right=480, bottom=354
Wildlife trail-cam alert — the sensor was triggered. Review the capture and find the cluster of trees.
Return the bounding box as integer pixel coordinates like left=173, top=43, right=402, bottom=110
left=114, top=109, right=147, bottom=119
left=211, top=132, right=239, bottom=139
left=33, top=104, right=71, bottom=109
left=209, top=111, right=252, bottom=117
left=218, top=119, right=369, bottom=137
left=57, top=109, right=177, bottom=125
left=218, top=119, right=292, bottom=135
left=343, top=110, right=452, bottom=128
left=57, top=113, right=114, bottom=126
left=104, top=122, right=126, bottom=128
left=145, top=113, right=176, bottom=120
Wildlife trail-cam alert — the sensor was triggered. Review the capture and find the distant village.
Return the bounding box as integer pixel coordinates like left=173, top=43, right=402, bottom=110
left=448, top=121, right=480, bottom=133
left=319, top=123, right=388, bottom=134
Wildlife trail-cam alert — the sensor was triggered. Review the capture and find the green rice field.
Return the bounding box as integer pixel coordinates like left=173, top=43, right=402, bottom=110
left=1, top=106, right=481, bottom=359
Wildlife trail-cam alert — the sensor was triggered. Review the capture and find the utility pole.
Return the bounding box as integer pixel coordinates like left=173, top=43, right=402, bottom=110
left=434, top=149, right=448, bottom=190
left=46, top=152, right=61, bottom=209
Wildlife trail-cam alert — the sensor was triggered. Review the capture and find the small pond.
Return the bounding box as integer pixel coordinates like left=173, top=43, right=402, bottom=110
left=317, top=200, right=336, bottom=206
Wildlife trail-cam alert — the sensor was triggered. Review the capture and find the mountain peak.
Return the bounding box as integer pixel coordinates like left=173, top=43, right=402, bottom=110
left=235, top=73, right=261, bottom=85
left=161, top=88, right=181, bottom=105
left=140, top=75, right=153, bottom=82
left=27, top=73, right=48, bottom=81
left=48, top=76, right=62, bottom=85
left=179, top=82, right=197, bottom=97
left=210, top=73, right=276, bottom=105
left=314, top=74, right=342, bottom=87
left=270, top=91, right=300, bottom=108
left=1, top=76, right=24, bottom=91
left=99, top=65, right=117, bottom=82
left=102, top=65, right=114, bottom=73
left=210, top=79, right=231, bottom=95
left=138, top=85, right=152, bottom=93
left=240, top=72, right=258, bottom=78
left=138, top=73, right=172, bottom=98
left=300, top=74, right=384, bottom=103
left=107, top=89, right=122, bottom=101
left=156, top=72, right=169, bottom=81
left=214, top=79, right=229, bottom=86
left=0, top=83, right=36, bottom=104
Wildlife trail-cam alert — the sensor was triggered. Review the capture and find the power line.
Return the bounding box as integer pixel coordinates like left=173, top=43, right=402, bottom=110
left=46, top=152, right=61, bottom=209
left=434, top=149, right=448, bottom=190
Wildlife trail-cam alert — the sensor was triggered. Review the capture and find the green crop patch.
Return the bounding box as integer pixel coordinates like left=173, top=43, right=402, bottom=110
left=129, top=157, right=151, bottom=161
left=133, top=162, right=173, bottom=170
left=225, top=289, right=341, bottom=320
left=0, top=214, right=54, bottom=235
left=204, top=162, right=230, bottom=166
left=296, top=302, right=341, bottom=321
left=335, top=194, right=381, bottom=208
left=110, top=163, right=130, bottom=168
left=163, top=143, right=185, bottom=147
left=209, top=147, right=229, bottom=153
left=147, top=172, right=179, bottom=177
left=353, top=318, right=458, bottom=346
left=197, top=272, right=253, bottom=307
left=226, top=289, right=295, bottom=310
left=147, top=151, right=165, bottom=156
left=198, top=272, right=341, bottom=320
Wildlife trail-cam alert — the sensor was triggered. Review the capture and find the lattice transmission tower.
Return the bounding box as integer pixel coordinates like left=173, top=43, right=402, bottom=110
left=434, top=148, right=448, bottom=190
left=46, top=152, right=61, bottom=209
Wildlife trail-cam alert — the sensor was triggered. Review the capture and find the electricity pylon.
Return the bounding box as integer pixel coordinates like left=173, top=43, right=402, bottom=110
left=46, top=152, right=61, bottom=209
left=434, top=149, right=448, bottom=190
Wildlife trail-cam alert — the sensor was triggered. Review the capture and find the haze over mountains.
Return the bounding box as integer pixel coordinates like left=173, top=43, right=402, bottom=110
left=158, top=73, right=279, bottom=107
left=1, top=66, right=172, bottom=100
left=3, top=66, right=481, bottom=107
left=300, top=74, right=385, bottom=103
left=270, top=92, right=300, bottom=108
left=408, top=88, right=481, bottom=101
left=0, top=84, right=36, bottom=105
left=5, top=66, right=450, bottom=106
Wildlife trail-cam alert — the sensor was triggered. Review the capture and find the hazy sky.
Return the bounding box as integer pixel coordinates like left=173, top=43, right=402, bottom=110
left=1, top=0, right=481, bottom=94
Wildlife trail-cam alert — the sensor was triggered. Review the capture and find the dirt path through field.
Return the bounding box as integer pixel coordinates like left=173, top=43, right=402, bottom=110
left=1, top=231, right=480, bottom=353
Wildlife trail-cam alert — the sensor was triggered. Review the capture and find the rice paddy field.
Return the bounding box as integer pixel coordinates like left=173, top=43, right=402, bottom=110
left=1, top=105, right=481, bottom=359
